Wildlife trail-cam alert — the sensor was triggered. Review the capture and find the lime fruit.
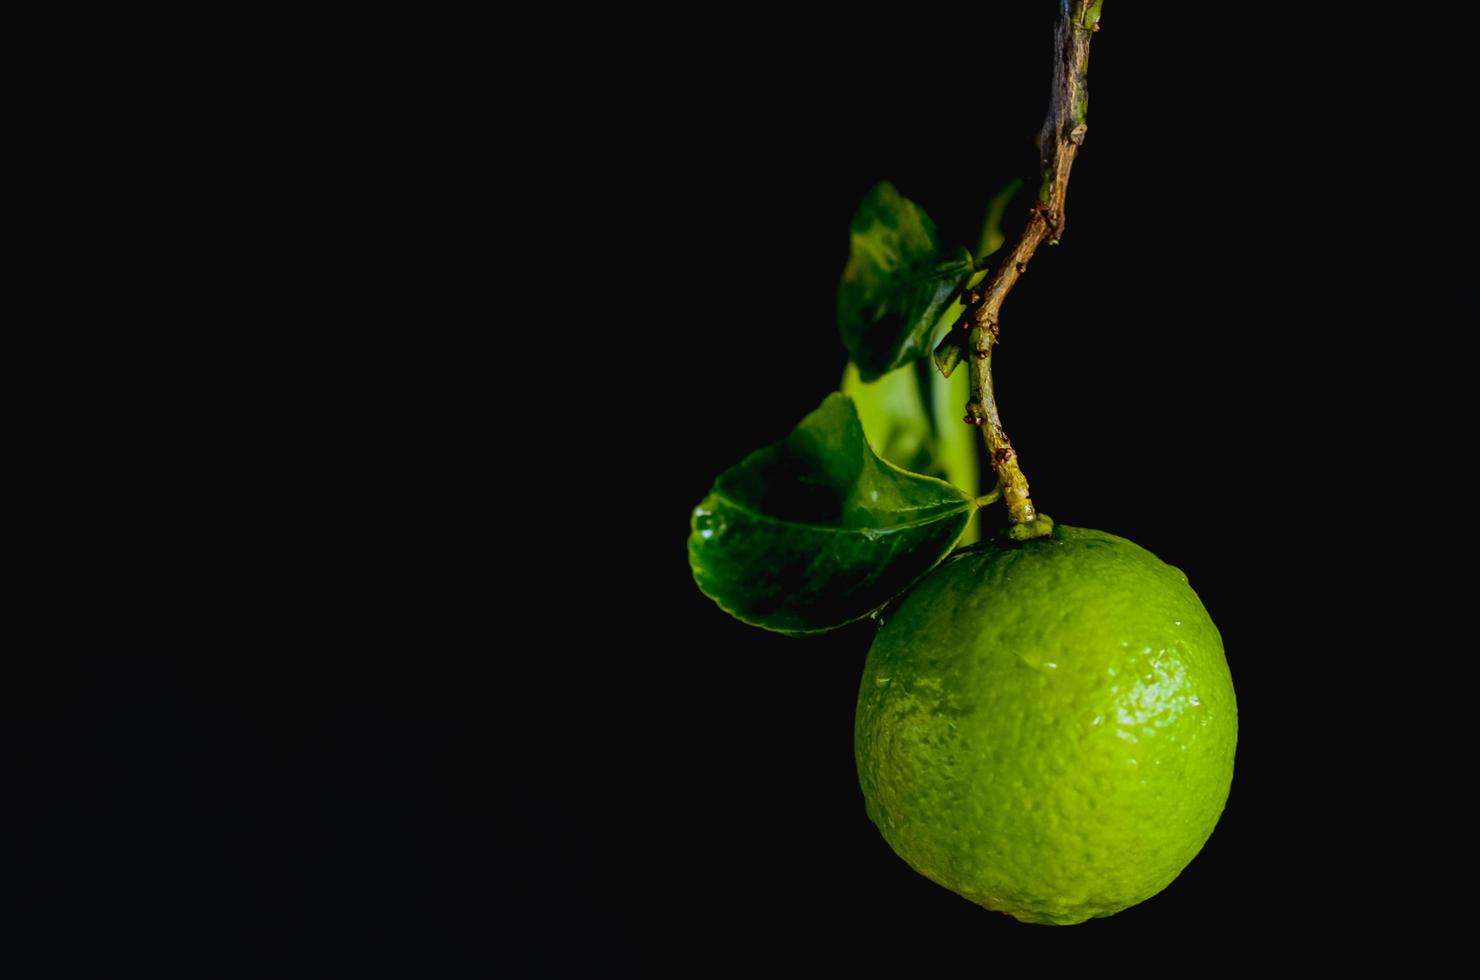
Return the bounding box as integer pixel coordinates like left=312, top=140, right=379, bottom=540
left=855, top=523, right=1236, bottom=925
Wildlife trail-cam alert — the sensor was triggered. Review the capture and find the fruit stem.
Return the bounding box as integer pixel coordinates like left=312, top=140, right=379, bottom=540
left=966, top=329, right=1036, bottom=525
left=937, top=0, right=1101, bottom=537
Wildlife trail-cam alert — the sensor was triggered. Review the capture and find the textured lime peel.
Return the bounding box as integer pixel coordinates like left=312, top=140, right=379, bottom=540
left=855, top=525, right=1237, bottom=924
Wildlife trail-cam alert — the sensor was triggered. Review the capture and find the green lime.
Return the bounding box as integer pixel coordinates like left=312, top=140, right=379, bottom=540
left=855, top=523, right=1236, bottom=925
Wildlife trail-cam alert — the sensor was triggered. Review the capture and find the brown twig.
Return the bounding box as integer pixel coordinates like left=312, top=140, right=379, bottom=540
left=941, top=0, right=1102, bottom=534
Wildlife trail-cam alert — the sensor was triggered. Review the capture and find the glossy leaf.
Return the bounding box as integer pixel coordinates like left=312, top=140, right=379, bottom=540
left=842, top=362, right=935, bottom=478
left=689, top=393, right=977, bottom=634
left=845, top=361, right=980, bottom=547
left=838, top=183, right=974, bottom=381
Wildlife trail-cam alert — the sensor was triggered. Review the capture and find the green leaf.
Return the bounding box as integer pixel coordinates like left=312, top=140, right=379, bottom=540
left=926, top=361, right=981, bottom=544
left=842, top=362, right=934, bottom=478
left=838, top=183, right=974, bottom=382
left=844, top=361, right=981, bottom=547
left=689, top=393, right=977, bottom=635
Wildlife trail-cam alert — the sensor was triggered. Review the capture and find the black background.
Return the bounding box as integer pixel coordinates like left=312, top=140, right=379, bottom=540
left=17, top=6, right=1469, bottom=974
left=519, top=5, right=1466, bottom=968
